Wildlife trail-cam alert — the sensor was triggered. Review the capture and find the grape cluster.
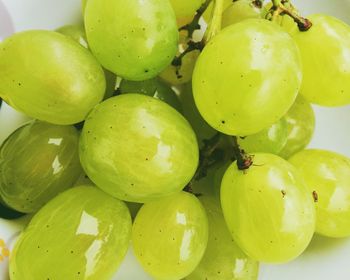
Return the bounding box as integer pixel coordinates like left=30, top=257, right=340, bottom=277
left=0, top=0, right=350, bottom=279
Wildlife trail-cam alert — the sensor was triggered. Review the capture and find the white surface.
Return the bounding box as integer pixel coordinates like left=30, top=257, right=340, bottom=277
left=1, top=0, right=350, bottom=279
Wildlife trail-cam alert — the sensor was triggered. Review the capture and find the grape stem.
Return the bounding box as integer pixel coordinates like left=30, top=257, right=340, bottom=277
left=230, top=136, right=254, bottom=171
left=270, top=0, right=312, bottom=31
left=204, top=0, right=225, bottom=43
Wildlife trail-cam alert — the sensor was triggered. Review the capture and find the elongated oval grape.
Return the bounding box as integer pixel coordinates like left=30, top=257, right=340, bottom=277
left=132, top=191, right=208, bottom=280
left=186, top=195, right=259, bottom=280
left=293, top=14, right=350, bottom=106
left=56, top=24, right=116, bottom=100
left=289, top=149, right=350, bottom=238
left=221, top=153, right=315, bottom=263
left=85, top=0, right=178, bottom=81
left=119, top=78, right=182, bottom=112
left=0, top=121, right=82, bottom=213
left=222, top=0, right=262, bottom=28
left=193, top=19, right=302, bottom=136
left=10, top=186, right=132, bottom=280
left=0, top=30, right=105, bottom=125
left=237, top=118, right=288, bottom=154
left=279, top=96, right=315, bottom=159
left=79, top=94, right=198, bottom=203
left=159, top=33, right=200, bottom=86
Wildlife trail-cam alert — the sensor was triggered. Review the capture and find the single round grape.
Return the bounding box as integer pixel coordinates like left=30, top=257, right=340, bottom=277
left=293, top=14, right=350, bottom=106
left=79, top=94, right=199, bottom=203
left=132, top=191, right=208, bottom=280
left=186, top=195, right=259, bottom=280
left=221, top=153, right=315, bottom=263
left=119, top=78, right=182, bottom=112
left=169, top=0, right=205, bottom=19
left=279, top=96, right=315, bottom=159
left=237, top=118, right=288, bottom=154
left=56, top=24, right=117, bottom=100
left=0, top=30, right=105, bottom=125
left=193, top=19, right=302, bottom=136
left=159, top=33, right=200, bottom=86
left=289, top=149, right=350, bottom=238
left=10, top=185, right=132, bottom=280
left=222, top=0, right=262, bottom=28
left=85, top=0, right=178, bottom=81
left=0, top=121, right=82, bottom=213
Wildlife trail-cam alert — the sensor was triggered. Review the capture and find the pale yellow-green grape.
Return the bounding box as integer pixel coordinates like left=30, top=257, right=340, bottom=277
left=170, top=0, right=205, bottom=19
left=293, top=14, right=350, bottom=106
left=279, top=96, right=315, bottom=159
left=56, top=24, right=117, bottom=100
left=179, top=83, right=217, bottom=146
left=10, top=186, right=132, bottom=280
left=186, top=196, right=259, bottom=280
left=289, top=149, right=350, bottom=238
left=221, top=153, right=315, bottom=263
left=193, top=19, right=302, bottom=136
left=85, top=0, right=178, bottom=81
left=203, top=0, right=232, bottom=23
left=132, top=191, right=208, bottom=280
left=222, top=0, right=262, bottom=28
left=79, top=94, right=199, bottom=203
left=0, top=121, right=82, bottom=213
left=237, top=118, right=288, bottom=154
left=160, top=33, right=200, bottom=86
left=0, top=30, right=105, bottom=125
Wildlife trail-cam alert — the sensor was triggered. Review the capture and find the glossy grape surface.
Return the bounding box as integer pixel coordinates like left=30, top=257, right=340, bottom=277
left=238, top=118, right=288, bottom=154
left=10, top=186, right=132, bottom=280
left=0, top=30, right=105, bottom=125
left=221, top=153, right=315, bottom=263
left=293, top=14, right=350, bottom=106
left=279, top=96, right=315, bottom=159
left=119, top=78, right=182, bottom=112
left=193, top=19, right=302, bottom=136
left=132, top=191, right=208, bottom=280
left=85, top=0, right=178, bottom=81
left=79, top=94, right=198, bottom=203
left=186, top=195, right=259, bottom=280
left=289, top=149, right=350, bottom=238
left=0, top=121, right=82, bottom=213
left=222, top=0, right=262, bottom=28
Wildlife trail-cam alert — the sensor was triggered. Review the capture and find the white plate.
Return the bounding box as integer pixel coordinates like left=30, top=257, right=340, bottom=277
left=1, top=0, right=350, bottom=279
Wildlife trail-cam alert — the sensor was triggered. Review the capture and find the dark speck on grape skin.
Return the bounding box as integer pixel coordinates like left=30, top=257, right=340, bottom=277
left=281, top=190, right=286, bottom=198
left=221, top=120, right=226, bottom=124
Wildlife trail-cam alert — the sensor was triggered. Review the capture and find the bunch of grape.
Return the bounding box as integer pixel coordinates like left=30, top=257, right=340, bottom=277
left=0, top=0, right=350, bottom=279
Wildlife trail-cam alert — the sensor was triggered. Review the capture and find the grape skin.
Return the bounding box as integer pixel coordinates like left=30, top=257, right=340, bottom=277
left=85, top=0, right=178, bottom=81
left=169, top=0, right=205, bottom=20
left=186, top=195, right=259, bottom=280
left=193, top=19, right=302, bottom=136
left=0, top=121, right=82, bottom=213
left=79, top=94, right=199, bottom=203
left=289, top=149, right=350, bottom=238
left=221, top=153, right=316, bottom=263
left=293, top=14, right=350, bottom=106
left=0, top=30, right=105, bottom=125
left=132, top=191, right=208, bottom=280
left=222, top=0, right=262, bottom=28
left=10, top=186, right=132, bottom=280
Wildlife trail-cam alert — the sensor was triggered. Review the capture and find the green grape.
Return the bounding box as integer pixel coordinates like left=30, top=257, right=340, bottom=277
left=119, top=78, right=182, bottom=112
left=169, top=0, right=205, bottom=20
left=0, top=30, right=105, bottom=125
left=193, top=19, right=302, bottom=136
left=56, top=24, right=116, bottom=100
left=0, top=121, right=82, bottom=213
left=79, top=94, right=199, bottom=203
left=279, top=96, right=315, bottom=159
left=180, top=83, right=217, bottom=146
left=85, top=0, right=178, bottom=81
left=186, top=195, right=259, bottom=280
left=132, top=191, right=208, bottom=280
left=10, top=185, right=132, bottom=280
left=203, top=0, right=232, bottom=23
left=222, top=0, right=262, bottom=28
left=289, top=149, right=350, bottom=238
left=221, top=153, right=315, bottom=263
left=237, top=118, right=288, bottom=154
left=293, top=14, right=350, bottom=106
left=159, top=33, right=200, bottom=86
